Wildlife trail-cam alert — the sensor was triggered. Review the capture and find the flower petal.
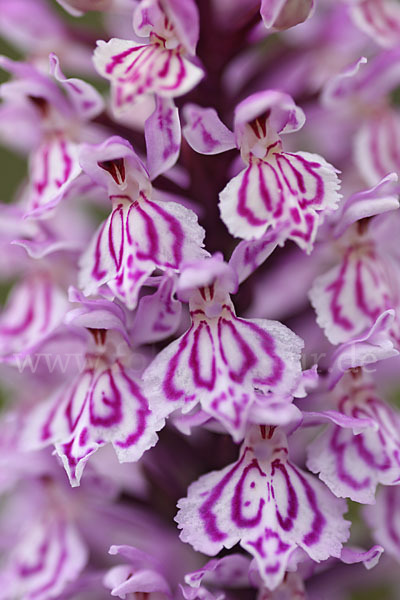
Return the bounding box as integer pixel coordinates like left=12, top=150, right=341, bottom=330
left=350, top=0, right=400, bottom=48
left=79, top=195, right=207, bottom=309
left=219, top=152, right=340, bottom=251
left=49, top=53, right=104, bottom=121
left=183, top=104, right=236, bottom=155
left=143, top=309, right=303, bottom=441
left=260, top=0, right=314, bottom=31
left=307, top=377, right=400, bottom=503
left=26, top=361, right=161, bottom=486
left=354, top=110, right=400, bottom=187
left=229, top=227, right=284, bottom=285
left=93, top=38, right=204, bottom=114
left=309, top=247, right=398, bottom=345
left=26, top=134, right=82, bottom=217
left=130, top=272, right=182, bottom=345
left=145, top=96, right=181, bottom=180
left=0, top=514, right=87, bottom=600
left=328, top=310, right=398, bottom=388
left=363, top=486, right=400, bottom=560
left=176, top=428, right=349, bottom=590
left=0, top=273, right=67, bottom=361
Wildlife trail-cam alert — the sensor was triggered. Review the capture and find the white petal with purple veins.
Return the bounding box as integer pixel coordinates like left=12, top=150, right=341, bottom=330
left=219, top=152, right=340, bottom=251
left=79, top=194, right=207, bottom=309
left=25, top=360, right=161, bottom=486
left=93, top=38, right=204, bottom=114
left=176, top=427, right=350, bottom=590
left=143, top=307, right=303, bottom=441
left=309, top=247, right=398, bottom=345
left=307, top=378, right=400, bottom=503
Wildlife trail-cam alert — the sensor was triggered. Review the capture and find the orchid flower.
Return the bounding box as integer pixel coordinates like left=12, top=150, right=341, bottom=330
left=183, top=91, right=341, bottom=252
left=23, top=291, right=163, bottom=486
left=307, top=369, right=400, bottom=504
left=0, top=54, right=104, bottom=218
left=93, top=0, right=204, bottom=115
left=310, top=174, right=400, bottom=347
left=176, top=426, right=350, bottom=591
left=143, top=254, right=304, bottom=442
left=78, top=136, right=207, bottom=309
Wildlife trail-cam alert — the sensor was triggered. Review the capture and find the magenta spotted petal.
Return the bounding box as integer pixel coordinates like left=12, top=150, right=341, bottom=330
left=176, top=427, right=350, bottom=590
left=307, top=374, right=400, bottom=504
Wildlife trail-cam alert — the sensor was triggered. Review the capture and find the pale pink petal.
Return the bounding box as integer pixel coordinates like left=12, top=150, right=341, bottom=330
left=66, top=287, right=131, bottom=345
left=177, top=255, right=238, bottom=305
left=333, top=173, right=399, bottom=238
left=145, top=96, right=181, bottom=179
left=162, top=0, right=200, bottom=55
left=133, top=0, right=164, bottom=38
left=49, top=53, right=105, bottom=121
left=328, top=310, right=399, bottom=388
left=176, top=428, right=349, bottom=590
left=260, top=0, right=315, bottom=31
left=131, top=273, right=182, bottom=345
left=235, top=90, right=306, bottom=140
left=104, top=544, right=171, bottom=598
left=78, top=136, right=150, bottom=195
left=229, top=227, right=285, bottom=284
left=340, top=545, right=384, bottom=570
left=183, top=104, right=236, bottom=155
left=55, top=0, right=112, bottom=16
left=321, top=56, right=367, bottom=107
